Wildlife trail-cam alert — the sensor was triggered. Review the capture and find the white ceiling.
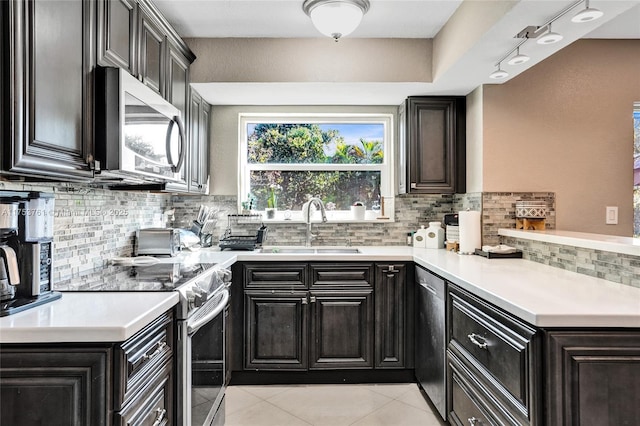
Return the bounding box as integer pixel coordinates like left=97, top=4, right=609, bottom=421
left=153, top=0, right=640, bottom=105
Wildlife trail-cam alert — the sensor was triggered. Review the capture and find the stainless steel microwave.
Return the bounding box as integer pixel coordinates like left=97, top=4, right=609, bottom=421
left=95, top=67, right=186, bottom=184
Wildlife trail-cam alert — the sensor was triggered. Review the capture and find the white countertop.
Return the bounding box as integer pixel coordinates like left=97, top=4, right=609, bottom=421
left=1, top=246, right=638, bottom=344
left=499, top=228, right=640, bottom=257
left=0, top=292, right=179, bottom=344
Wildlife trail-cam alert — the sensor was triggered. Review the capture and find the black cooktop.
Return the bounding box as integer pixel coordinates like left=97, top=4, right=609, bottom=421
left=56, top=262, right=216, bottom=292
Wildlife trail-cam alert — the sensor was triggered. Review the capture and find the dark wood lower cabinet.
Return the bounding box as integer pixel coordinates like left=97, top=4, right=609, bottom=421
left=0, top=347, right=111, bottom=426
left=545, top=331, right=640, bottom=426
left=0, top=310, right=174, bottom=425
left=244, top=291, right=308, bottom=371
left=309, top=290, right=374, bottom=369
left=241, top=262, right=409, bottom=376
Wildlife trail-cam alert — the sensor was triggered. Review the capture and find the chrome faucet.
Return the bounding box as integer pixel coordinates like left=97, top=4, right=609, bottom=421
left=304, top=197, right=327, bottom=247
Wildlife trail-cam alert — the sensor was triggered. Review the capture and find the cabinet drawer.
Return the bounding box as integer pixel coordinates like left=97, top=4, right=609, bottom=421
left=449, top=286, right=537, bottom=412
left=114, top=311, right=174, bottom=410
left=449, top=352, right=519, bottom=426
left=310, top=263, right=373, bottom=288
left=244, top=263, right=308, bottom=289
left=114, top=360, right=173, bottom=426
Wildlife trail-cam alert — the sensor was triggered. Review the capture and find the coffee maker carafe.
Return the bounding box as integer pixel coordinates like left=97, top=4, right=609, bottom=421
left=0, top=201, right=21, bottom=302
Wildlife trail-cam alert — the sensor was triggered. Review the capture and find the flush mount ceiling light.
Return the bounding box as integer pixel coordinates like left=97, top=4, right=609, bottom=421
left=537, top=23, right=563, bottom=45
left=507, top=47, right=530, bottom=65
left=489, top=63, right=509, bottom=80
left=302, top=0, right=370, bottom=41
left=572, top=0, right=604, bottom=23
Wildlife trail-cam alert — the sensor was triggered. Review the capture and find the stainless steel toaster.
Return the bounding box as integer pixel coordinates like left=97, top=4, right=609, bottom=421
left=136, top=228, right=180, bottom=257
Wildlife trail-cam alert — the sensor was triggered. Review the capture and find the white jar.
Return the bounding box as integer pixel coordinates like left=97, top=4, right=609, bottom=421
left=425, top=222, right=444, bottom=249
left=413, top=225, right=427, bottom=248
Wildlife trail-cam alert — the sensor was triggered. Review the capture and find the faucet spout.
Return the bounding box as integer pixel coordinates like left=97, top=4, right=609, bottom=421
left=304, top=197, right=327, bottom=246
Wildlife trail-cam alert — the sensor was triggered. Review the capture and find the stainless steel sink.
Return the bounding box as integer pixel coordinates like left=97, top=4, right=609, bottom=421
left=315, top=248, right=360, bottom=254
left=259, top=247, right=360, bottom=254
left=260, top=247, right=315, bottom=254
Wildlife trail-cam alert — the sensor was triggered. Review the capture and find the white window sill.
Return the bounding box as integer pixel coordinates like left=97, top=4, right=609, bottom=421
left=246, top=210, right=394, bottom=223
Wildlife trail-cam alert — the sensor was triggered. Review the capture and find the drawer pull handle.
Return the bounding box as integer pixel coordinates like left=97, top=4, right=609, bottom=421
left=152, top=408, right=167, bottom=426
left=468, top=333, right=488, bottom=349
left=468, top=417, right=480, bottom=425
left=143, top=341, right=168, bottom=362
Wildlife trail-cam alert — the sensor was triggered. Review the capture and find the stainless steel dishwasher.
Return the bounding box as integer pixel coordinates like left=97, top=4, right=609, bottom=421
left=415, top=265, right=447, bottom=420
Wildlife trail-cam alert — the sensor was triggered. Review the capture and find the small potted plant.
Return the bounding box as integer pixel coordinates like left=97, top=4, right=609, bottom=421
left=265, top=184, right=280, bottom=219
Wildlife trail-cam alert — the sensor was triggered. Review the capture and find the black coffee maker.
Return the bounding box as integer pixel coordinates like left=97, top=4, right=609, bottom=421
left=0, top=190, right=60, bottom=316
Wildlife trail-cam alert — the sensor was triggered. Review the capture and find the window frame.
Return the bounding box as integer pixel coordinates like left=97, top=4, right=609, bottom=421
left=238, top=112, right=395, bottom=222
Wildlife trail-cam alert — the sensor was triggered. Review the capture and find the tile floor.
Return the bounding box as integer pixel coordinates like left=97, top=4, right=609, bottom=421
left=224, top=383, right=447, bottom=426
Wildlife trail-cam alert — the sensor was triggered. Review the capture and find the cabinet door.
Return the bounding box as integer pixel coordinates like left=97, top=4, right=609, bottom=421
left=309, top=290, right=374, bottom=369
left=0, top=347, right=111, bottom=426
left=165, top=42, right=190, bottom=190
left=3, top=0, right=94, bottom=179
left=97, top=0, right=136, bottom=73
left=375, top=263, right=406, bottom=368
left=137, top=5, right=164, bottom=95
left=245, top=291, right=309, bottom=371
left=546, top=331, right=640, bottom=426
left=406, top=97, right=465, bottom=193
left=188, top=89, right=210, bottom=193
left=198, top=98, right=211, bottom=194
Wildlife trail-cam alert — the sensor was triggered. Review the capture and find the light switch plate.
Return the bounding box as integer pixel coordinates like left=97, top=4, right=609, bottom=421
left=605, top=206, right=618, bottom=225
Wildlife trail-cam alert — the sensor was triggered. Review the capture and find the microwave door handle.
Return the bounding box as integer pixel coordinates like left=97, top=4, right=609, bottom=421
left=165, top=115, right=186, bottom=173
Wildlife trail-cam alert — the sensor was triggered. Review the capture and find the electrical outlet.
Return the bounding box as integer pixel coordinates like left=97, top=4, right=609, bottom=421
left=605, top=206, right=618, bottom=225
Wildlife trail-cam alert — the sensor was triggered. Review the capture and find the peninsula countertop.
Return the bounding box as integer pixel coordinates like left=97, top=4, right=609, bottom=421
left=2, top=246, right=638, bottom=344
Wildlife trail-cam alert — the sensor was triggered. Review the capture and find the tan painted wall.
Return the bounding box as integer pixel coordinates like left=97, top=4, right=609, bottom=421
left=482, top=39, right=640, bottom=236
left=186, top=38, right=432, bottom=83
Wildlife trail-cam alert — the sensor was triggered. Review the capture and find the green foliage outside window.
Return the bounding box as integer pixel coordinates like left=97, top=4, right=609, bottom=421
left=247, top=123, right=384, bottom=210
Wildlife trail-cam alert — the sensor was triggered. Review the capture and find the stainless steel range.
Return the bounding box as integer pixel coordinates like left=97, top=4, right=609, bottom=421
left=61, top=260, right=231, bottom=426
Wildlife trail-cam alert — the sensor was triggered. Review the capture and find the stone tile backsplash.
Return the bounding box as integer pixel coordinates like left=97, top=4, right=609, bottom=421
left=10, top=179, right=636, bottom=289
left=501, top=236, right=640, bottom=289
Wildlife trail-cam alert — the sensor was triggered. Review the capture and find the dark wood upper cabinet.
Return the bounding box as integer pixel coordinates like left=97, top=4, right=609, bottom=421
left=188, top=88, right=211, bottom=194
left=2, top=0, right=95, bottom=179
left=97, top=0, right=136, bottom=74
left=137, top=5, right=165, bottom=96
left=400, top=97, right=466, bottom=194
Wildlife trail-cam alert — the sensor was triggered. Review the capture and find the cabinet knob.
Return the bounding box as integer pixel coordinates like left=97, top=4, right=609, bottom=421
left=411, top=182, right=417, bottom=189
left=302, top=297, right=308, bottom=305
left=310, top=296, right=316, bottom=303
left=385, top=265, right=398, bottom=273
left=468, top=417, right=480, bottom=426
left=467, top=333, right=488, bottom=350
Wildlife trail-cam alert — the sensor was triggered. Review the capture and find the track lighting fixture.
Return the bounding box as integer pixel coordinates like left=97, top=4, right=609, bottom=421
left=537, top=23, right=563, bottom=45
left=507, top=47, right=530, bottom=65
left=572, top=0, right=604, bottom=23
left=489, top=63, right=509, bottom=80
left=489, top=0, right=606, bottom=80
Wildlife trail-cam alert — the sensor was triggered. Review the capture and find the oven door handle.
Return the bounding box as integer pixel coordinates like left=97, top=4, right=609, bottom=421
left=186, top=289, right=229, bottom=336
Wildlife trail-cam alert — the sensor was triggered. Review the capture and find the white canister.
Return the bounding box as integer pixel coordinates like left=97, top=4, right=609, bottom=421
left=425, top=222, right=444, bottom=249
left=351, top=204, right=365, bottom=220
left=413, top=225, right=427, bottom=248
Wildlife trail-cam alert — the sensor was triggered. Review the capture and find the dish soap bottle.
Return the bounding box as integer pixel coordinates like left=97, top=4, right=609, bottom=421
left=413, top=225, right=427, bottom=248
left=425, top=222, right=444, bottom=249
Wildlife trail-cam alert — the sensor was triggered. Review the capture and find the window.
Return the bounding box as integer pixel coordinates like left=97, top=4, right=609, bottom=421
left=239, top=113, right=394, bottom=222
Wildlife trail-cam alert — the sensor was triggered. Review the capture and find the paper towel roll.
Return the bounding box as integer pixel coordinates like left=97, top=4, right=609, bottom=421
left=458, top=211, right=481, bottom=254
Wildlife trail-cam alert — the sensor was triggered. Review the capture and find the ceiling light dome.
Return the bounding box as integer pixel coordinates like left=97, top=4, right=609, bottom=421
left=572, top=0, right=604, bottom=23
left=508, top=47, right=530, bottom=65
left=537, top=24, right=563, bottom=45
left=303, top=0, right=370, bottom=41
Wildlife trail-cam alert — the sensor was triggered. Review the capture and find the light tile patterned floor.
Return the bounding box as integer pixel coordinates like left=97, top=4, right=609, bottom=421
left=224, top=383, right=446, bottom=426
